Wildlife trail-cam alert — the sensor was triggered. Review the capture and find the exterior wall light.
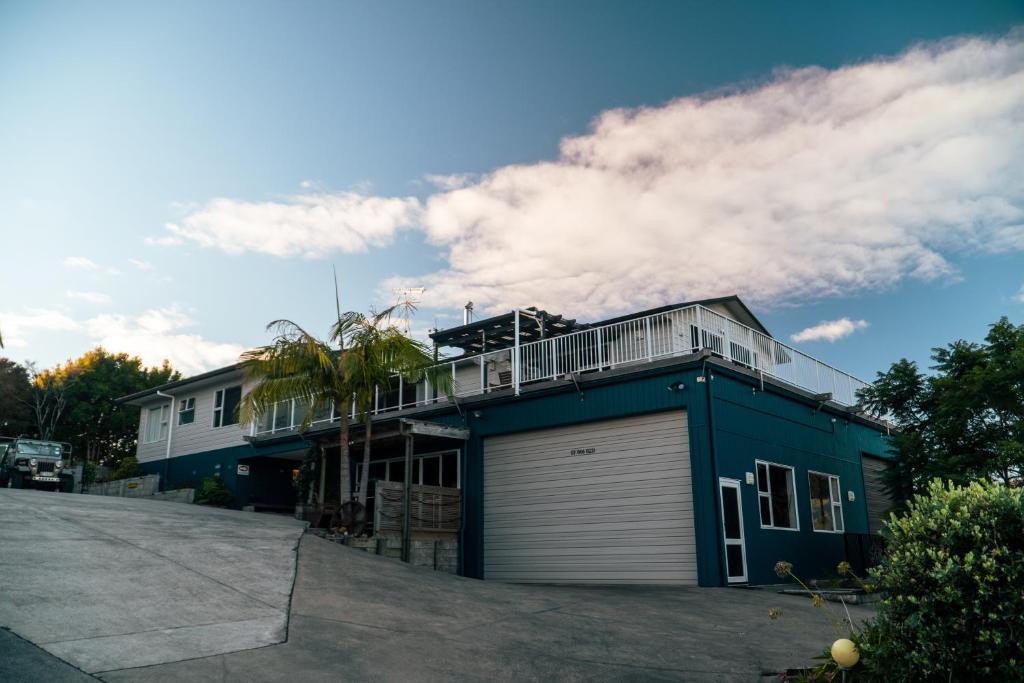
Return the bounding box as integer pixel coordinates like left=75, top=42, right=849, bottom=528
left=667, top=381, right=685, bottom=392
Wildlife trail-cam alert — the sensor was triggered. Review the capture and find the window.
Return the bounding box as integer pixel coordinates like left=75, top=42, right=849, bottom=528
left=808, top=472, right=845, bottom=533
left=145, top=405, right=170, bottom=443
left=177, top=397, right=196, bottom=425
left=756, top=460, right=798, bottom=530
left=213, top=386, right=242, bottom=428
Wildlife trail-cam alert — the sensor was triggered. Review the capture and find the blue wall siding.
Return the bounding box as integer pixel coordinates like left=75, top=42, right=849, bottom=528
left=706, top=368, right=890, bottom=584
left=139, top=440, right=306, bottom=507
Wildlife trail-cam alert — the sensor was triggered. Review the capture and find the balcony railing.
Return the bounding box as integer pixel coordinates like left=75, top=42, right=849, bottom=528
left=252, top=304, right=870, bottom=436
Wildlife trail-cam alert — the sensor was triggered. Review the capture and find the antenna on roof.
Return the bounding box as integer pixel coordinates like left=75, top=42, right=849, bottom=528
left=392, top=287, right=426, bottom=334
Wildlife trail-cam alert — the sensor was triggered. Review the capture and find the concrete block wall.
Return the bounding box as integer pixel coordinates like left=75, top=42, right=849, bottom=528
left=345, top=534, right=458, bottom=574
left=85, top=474, right=161, bottom=498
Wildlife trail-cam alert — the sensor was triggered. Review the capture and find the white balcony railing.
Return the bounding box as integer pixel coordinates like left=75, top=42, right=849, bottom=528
left=252, top=305, right=870, bottom=436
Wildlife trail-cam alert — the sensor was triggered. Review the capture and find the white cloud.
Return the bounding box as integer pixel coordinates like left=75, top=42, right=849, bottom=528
left=128, top=259, right=154, bottom=271
left=84, top=306, right=245, bottom=375
left=161, top=32, right=1024, bottom=319
left=791, top=318, right=869, bottom=343
left=63, top=256, right=99, bottom=270
left=145, top=233, right=184, bottom=247
left=152, top=191, right=422, bottom=258
left=424, top=173, right=475, bottom=191
left=1015, top=284, right=1024, bottom=303
left=66, top=290, right=112, bottom=305
left=394, top=32, right=1024, bottom=317
left=0, top=308, right=80, bottom=348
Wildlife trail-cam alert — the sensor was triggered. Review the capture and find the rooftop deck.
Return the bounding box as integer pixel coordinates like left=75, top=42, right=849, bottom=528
left=252, top=304, right=870, bottom=438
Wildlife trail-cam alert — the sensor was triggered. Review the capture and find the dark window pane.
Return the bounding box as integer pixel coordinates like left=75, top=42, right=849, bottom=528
left=726, top=545, right=745, bottom=578
left=402, top=380, right=418, bottom=408
left=422, top=456, right=440, bottom=486
left=769, top=465, right=793, bottom=528
left=756, top=463, right=769, bottom=493
left=368, top=462, right=386, bottom=480
left=721, top=487, right=741, bottom=539
left=222, top=386, right=242, bottom=426
left=809, top=473, right=833, bottom=531
left=441, top=452, right=458, bottom=488
left=389, top=460, right=405, bottom=483
left=759, top=496, right=772, bottom=526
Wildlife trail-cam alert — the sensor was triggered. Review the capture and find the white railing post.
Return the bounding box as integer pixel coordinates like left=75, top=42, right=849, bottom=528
left=644, top=317, right=654, bottom=361
left=513, top=309, right=521, bottom=396
left=597, top=327, right=605, bottom=369
left=374, top=385, right=379, bottom=414
left=479, top=355, right=486, bottom=393
left=696, top=306, right=705, bottom=352
left=551, top=338, right=558, bottom=379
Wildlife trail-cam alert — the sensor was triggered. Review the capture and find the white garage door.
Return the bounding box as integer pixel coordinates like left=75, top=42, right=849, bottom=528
left=484, top=410, right=697, bottom=585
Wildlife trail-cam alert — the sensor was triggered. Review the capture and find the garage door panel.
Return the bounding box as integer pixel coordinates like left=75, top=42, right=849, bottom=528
left=484, top=411, right=696, bottom=585
left=485, top=447, right=690, bottom=482
left=485, top=463, right=692, bottom=496
left=486, top=490, right=690, bottom=517
left=485, top=480, right=692, bottom=511
left=485, top=433, right=689, bottom=472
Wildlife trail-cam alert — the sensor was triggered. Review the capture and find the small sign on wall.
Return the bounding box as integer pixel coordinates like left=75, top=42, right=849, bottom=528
left=237, top=464, right=250, bottom=476
left=847, top=490, right=855, bottom=502
left=745, top=472, right=755, bottom=485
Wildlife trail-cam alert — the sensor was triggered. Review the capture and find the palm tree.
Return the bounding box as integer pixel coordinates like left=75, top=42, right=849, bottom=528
left=334, top=303, right=453, bottom=506
left=239, top=319, right=355, bottom=505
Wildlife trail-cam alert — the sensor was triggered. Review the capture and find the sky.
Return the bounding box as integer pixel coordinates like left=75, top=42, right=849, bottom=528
left=1, top=1, right=1023, bottom=380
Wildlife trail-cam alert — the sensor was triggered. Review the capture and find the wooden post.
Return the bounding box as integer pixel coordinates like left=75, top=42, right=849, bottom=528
left=317, top=445, right=326, bottom=507
left=401, top=431, right=414, bottom=563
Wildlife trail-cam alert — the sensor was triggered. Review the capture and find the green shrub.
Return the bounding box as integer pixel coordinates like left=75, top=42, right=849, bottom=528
left=82, top=461, right=98, bottom=485
left=110, top=456, right=142, bottom=481
left=860, top=479, right=1024, bottom=680
left=195, top=477, right=235, bottom=507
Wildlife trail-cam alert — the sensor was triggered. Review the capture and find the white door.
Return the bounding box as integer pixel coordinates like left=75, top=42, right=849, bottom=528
left=483, top=411, right=697, bottom=585
left=718, top=478, right=748, bottom=583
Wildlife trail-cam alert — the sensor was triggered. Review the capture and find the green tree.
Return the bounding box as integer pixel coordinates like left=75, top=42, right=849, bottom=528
left=239, top=319, right=354, bottom=505
left=859, top=316, right=1024, bottom=492
left=30, top=348, right=179, bottom=464
left=338, top=305, right=453, bottom=506
left=0, top=358, right=35, bottom=437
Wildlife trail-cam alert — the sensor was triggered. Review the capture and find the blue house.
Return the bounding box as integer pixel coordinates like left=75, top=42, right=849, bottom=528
left=119, top=296, right=894, bottom=586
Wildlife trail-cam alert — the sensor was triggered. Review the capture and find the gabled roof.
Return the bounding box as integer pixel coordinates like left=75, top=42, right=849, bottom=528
left=117, top=363, right=244, bottom=405
left=588, top=295, right=770, bottom=337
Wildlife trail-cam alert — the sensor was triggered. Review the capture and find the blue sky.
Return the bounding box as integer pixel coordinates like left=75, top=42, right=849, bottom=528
left=1, top=1, right=1023, bottom=379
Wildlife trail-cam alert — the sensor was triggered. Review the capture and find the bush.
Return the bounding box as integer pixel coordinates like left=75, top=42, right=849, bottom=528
left=860, top=479, right=1024, bottom=680
left=110, top=456, right=142, bottom=481
left=195, top=477, right=235, bottom=507
left=82, top=461, right=98, bottom=485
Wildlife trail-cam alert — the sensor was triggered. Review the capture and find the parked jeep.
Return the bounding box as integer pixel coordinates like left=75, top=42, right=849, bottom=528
left=0, top=438, right=74, bottom=492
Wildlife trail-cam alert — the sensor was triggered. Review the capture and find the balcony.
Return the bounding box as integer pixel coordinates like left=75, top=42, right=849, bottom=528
left=252, top=304, right=870, bottom=437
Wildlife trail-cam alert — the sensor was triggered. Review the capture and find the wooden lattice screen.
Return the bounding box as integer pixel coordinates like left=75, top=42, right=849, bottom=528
left=374, top=481, right=461, bottom=533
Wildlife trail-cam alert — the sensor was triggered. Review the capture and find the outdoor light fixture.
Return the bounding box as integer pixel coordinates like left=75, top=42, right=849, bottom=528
left=667, top=381, right=685, bottom=392
left=471, top=410, right=483, bottom=418
left=831, top=638, right=859, bottom=680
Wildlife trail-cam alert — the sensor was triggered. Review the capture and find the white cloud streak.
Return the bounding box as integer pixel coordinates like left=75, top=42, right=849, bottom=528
left=84, top=306, right=245, bottom=375
left=66, top=290, right=112, bottom=305
left=0, top=308, right=80, bottom=347
left=63, top=256, right=99, bottom=270
left=791, top=318, right=869, bottom=343
left=163, top=32, right=1024, bottom=319
left=154, top=192, right=422, bottom=258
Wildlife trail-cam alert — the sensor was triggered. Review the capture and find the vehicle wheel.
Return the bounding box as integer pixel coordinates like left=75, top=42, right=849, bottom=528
left=9, top=472, right=24, bottom=489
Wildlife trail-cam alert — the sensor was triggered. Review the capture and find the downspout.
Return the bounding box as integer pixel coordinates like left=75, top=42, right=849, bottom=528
left=156, top=390, right=175, bottom=492
left=702, top=359, right=726, bottom=586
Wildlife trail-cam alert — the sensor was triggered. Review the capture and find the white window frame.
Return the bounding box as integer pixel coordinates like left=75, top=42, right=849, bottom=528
left=353, top=449, right=461, bottom=496
left=144, top=404, right=170, bottom=444
left=755, top=459, right=800, bottom=531
left=808, top=470, right=845, bottom=534
left=212, top=385, right=242, bottom=429
left=177, top=397, right=196, bottom=426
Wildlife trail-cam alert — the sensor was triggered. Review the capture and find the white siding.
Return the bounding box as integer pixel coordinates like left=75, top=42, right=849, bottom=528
left=135, top=401, right=172, bottom=464
left=483, top=411, right=697, bottom=585
left=169, top=379, right=253, bottom=457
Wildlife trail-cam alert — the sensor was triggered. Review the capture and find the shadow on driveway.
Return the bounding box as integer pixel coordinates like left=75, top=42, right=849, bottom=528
left=99, top=534, right=876, bottom=682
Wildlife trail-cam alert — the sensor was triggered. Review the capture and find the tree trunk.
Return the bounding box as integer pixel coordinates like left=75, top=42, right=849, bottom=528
left=338, top=404, right=351, bottom=504
left=357, top=416, right=372, bottom=506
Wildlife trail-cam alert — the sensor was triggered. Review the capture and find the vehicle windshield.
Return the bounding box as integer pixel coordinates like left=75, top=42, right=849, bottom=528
left=15, top=441, right=62, bottom=458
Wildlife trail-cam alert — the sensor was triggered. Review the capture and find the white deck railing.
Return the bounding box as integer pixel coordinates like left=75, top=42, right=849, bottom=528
left=252, top=305, right=870, bottom=436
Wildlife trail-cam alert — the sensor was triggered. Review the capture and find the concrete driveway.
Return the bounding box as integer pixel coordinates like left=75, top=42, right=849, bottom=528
left=0, top=488, right=306, bottom=675
left=2, top=490, right=873, bottom=681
